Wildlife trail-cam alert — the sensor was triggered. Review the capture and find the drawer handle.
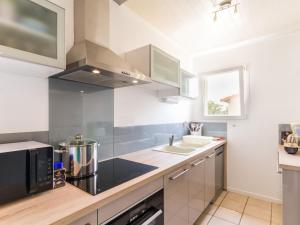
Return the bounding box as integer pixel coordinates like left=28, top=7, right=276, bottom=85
left=169, top=169, right=190, bottom=180
left=207, top=153, right=216, bottom=159
left=191, top=159, right=205, bottom=167
left=141, top=209, right=163, bottom=225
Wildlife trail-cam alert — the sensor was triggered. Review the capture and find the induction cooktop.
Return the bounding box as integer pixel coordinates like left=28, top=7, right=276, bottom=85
left=67, top=158, right=158, bottom=195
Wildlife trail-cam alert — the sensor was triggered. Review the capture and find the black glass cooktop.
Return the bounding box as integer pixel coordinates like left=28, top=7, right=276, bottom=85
left=67, top=158, right=158, bottom=195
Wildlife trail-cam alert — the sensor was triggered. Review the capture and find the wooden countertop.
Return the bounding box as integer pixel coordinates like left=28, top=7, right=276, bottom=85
left=278, top=145, right=300, bottom=171
left=0, top=140, right=225, bottom=225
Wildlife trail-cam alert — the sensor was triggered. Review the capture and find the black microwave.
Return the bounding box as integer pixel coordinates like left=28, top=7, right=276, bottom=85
left=0, top=141, right=53, bottom=204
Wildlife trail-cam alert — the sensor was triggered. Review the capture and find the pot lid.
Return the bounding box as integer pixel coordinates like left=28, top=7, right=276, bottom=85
left=62, top=134, right=97, bottom=146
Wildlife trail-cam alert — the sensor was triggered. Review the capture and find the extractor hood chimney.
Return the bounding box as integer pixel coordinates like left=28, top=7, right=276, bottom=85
left=51, top=0, right=151, bottom=88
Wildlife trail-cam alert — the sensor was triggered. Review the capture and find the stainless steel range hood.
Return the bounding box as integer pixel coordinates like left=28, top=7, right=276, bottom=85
left=51, top=0, right=151, bottom=88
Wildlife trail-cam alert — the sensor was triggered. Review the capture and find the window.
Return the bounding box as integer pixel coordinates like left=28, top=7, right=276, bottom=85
left=202, top=66, right=248, bottom=119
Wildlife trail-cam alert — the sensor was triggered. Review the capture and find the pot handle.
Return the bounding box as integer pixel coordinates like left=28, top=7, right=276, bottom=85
left=54, top=149, right=68, bottom=154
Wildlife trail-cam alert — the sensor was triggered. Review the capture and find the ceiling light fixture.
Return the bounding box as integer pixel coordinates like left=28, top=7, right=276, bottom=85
left=212, top=0, right=240, bottom=22
left=92, top=69, right=100, bottom=74
left=132, top=80, right=138, bottom=84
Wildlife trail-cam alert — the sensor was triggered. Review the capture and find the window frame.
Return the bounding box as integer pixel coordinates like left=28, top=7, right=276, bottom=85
left=201, top=66, right=248, bottom=120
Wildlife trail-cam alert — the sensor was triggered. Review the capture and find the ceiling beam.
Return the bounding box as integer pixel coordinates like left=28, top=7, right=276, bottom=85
left=113, top=0, right=128, bottom=5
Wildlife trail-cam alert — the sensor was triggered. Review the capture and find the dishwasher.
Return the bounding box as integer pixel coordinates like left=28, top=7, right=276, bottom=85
left=215, top=145, right=225, bottom=197
left=102, top=189, right=164, bottom=225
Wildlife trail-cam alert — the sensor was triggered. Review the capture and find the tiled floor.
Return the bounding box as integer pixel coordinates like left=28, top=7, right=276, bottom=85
left=195, top=191, right=282, bottom=225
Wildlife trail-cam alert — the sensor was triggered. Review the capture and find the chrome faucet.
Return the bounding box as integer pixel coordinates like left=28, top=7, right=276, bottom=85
left=169, top=135, right=174, bottom=146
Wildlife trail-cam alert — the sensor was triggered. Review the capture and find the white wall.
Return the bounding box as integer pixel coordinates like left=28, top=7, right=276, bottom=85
left=110, top=1, right=193, bottom=127
left=0, top=0, right=74, bottom=134
left=192, top=30, right=300, bottom=202
left=0, top=0, right=193, bottom=133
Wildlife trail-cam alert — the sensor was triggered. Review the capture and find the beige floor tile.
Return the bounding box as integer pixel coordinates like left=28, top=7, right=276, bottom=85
left=196, top=214, right=212, bottom=225
left=247, top=197, right=271, bottom=210
left=214, top=195, right=225, bottom=206
left=220, top=190, right=228, bottom=197
left=221, top=198, right=247, bottom=213
left=214, top=207, right=242, bottom=224
left=226, top=192, right=248, bottom=202
left=206, top=204, right=218, bottom=215
left=240, top=215, right=270, bottom=225
left=271, top=205, right=282, bottom=225
left=272, top=203, right=282, bottom=213
left=208, top=216, right=237, bottom=225
left=244, top=204, right=271, bottom=221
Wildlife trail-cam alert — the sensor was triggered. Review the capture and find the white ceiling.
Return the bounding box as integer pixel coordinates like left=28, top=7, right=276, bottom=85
left=125, top=0, right=300, bottom=54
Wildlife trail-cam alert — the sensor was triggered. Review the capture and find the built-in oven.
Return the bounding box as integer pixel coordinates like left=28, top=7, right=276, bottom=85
left=102, top=189, right=164, bottom=225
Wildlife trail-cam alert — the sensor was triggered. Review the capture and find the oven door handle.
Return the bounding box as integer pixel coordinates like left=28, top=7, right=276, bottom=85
left=141, top=209, right=163, bottom=225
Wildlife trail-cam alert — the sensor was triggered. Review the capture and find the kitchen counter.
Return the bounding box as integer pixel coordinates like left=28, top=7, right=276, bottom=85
left=278, top=145, right=300, bottom=171
left=0, top=140, right=225, bottom=225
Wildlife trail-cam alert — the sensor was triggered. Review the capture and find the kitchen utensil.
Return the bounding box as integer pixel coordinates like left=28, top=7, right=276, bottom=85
left=56, top=134, right=99, bottom=178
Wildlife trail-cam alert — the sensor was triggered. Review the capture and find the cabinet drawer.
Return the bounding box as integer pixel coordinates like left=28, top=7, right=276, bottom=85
left=69, top=211, right=98, bottom=225
left=98, top=178, right=163, bottom=224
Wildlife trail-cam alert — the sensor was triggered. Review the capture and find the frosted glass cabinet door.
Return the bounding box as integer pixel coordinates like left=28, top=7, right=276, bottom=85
left=151, top=46, right=180, bottom=87
left=0, top=0, right=65, bottom=69
left=180, top=70, right=199, bottom=99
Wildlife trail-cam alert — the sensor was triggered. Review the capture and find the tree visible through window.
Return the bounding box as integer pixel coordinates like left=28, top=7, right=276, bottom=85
left=203, top=67, right=246, bottom=119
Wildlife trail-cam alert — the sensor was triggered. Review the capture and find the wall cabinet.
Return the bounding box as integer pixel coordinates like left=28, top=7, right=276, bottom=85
left=125, top=45, right=180, bottom=88
left=157, top=69, right=198, bottom=102
left=164, top=165, right=190, bottom=225
left=180, top=70, right=199, bottom=99
left=0, top=0, right=65, bottom=69
left=205, top=152, right=216, bottom=208
left=188, top=157, right=205, bottom=225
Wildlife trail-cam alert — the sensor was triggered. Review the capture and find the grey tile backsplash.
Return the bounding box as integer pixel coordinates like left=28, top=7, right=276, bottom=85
left=49, top=78, right=114, bottom=161
left=201, top=122, right=227, bottom=138
left=0, top=131, right=49, bottom=144
left=0, top=78, right=227, bottom=160
left=113, top=122, right=227, bottom=156
left=113, top=123, right=189, bottom=156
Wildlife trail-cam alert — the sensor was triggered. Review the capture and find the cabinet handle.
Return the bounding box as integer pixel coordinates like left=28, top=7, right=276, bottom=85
left=141, top=209, right=163, bottom=225
left=169, top=169, right=190, bottom=180
left=207, top=153, right=216, bottom=159
left=191, top=159, right=205, bottom=167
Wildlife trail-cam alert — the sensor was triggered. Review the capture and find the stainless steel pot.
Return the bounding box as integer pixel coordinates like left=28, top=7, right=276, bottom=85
left=56, top=134, right=99, bottom=178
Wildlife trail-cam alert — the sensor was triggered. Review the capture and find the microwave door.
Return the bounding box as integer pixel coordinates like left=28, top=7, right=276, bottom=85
left=0, top=151, right=28, bottom=204
left=28, top=150, right=39, bottom=194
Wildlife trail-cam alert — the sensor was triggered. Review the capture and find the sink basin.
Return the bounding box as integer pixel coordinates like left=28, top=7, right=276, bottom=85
left=152, top=137, right=213, bottom=155
left=153, top=145, right=197, bottom=155
left=177, top=141, right=209, bottom=148
left=182, top=135, right=213, bottom=146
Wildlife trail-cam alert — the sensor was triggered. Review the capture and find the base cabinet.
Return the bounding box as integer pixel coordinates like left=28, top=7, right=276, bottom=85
left=204, top=151, right=216, bottom=208
left=164, top=165, right=190, bottom=225
left=164, top=149, right=217, bottom=225
left=188, top=158, right=205, bottom=225
left=283, top=169, right=300, bottom=225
